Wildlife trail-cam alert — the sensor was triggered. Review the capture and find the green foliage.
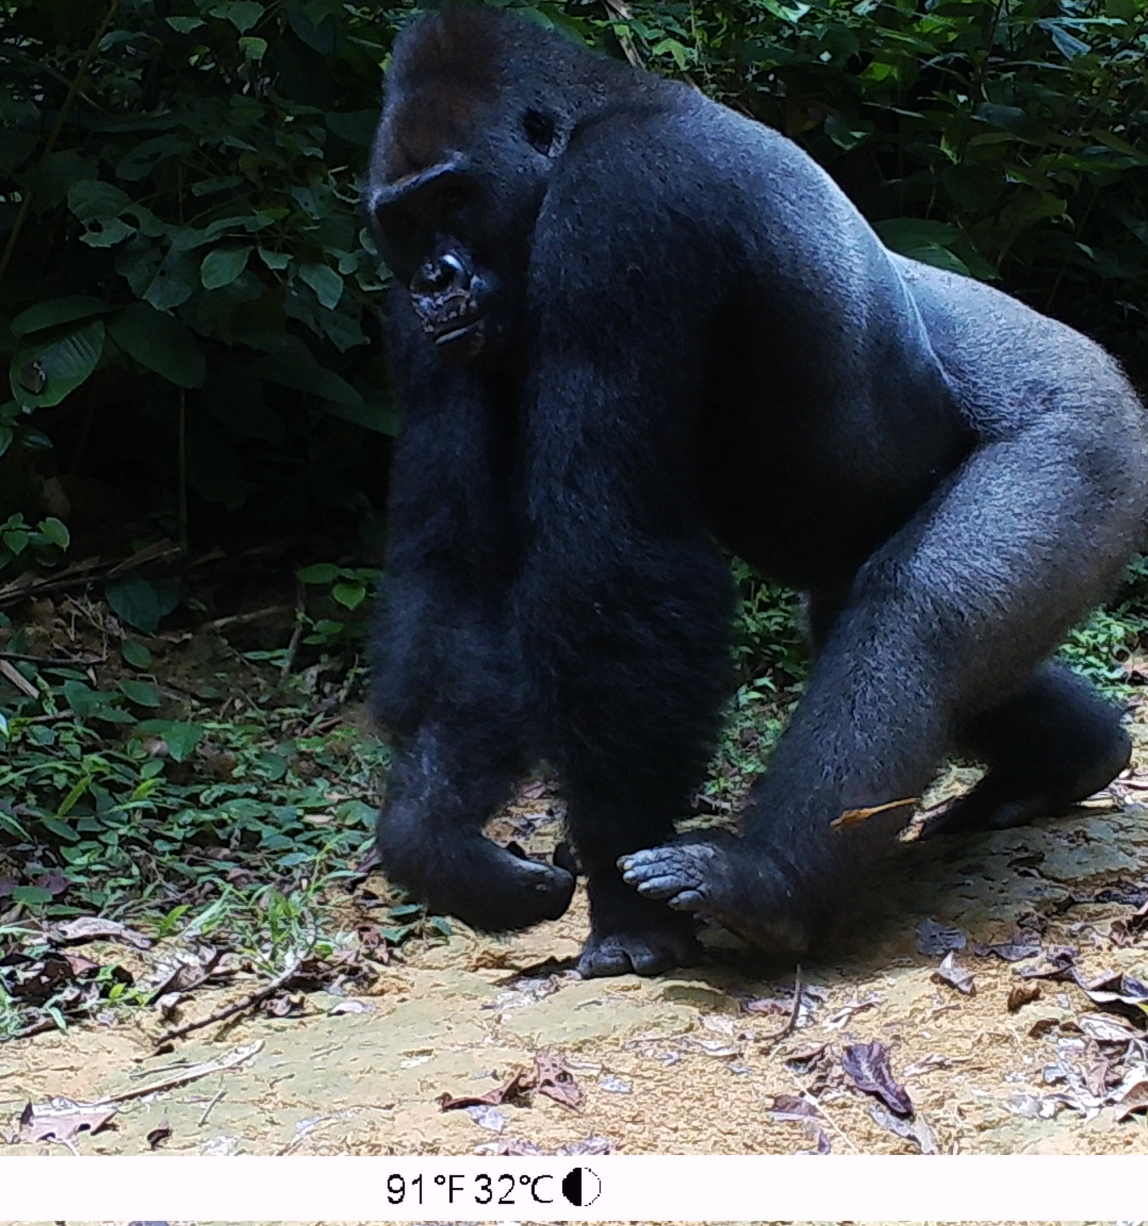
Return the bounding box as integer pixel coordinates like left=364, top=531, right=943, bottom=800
left=0, top=640, right=390, bottom=929
left=0, top=512, right=70, bottom=575
left=296, top=560, right=381, bottom=648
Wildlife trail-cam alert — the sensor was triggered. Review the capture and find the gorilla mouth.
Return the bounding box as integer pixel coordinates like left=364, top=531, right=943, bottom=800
left=433, top=317, right=482, bottom=347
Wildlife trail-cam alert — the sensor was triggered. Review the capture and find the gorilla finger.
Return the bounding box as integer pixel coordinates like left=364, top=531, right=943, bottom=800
left=633, top=873, right=694, bottom=898
left=667, top=889, right=706, bottom=910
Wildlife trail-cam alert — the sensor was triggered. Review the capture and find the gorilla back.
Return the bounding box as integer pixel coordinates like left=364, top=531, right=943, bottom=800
left=366, top=5, right=1148, bottom=977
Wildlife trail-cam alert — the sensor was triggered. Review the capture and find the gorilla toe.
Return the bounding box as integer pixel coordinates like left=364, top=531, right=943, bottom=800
left=577, top=927, right=703, bottom=978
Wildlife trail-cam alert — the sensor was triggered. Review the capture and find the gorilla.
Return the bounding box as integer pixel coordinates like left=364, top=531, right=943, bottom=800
left=365, top=4, right=1148, bottom=977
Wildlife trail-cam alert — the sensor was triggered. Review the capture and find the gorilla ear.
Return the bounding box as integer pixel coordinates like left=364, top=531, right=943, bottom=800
left=522, top=108, right=556, bottom=155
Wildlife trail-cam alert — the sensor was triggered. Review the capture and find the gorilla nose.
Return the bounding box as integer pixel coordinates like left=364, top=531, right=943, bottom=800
left=412, top=252, right=468, bottom=295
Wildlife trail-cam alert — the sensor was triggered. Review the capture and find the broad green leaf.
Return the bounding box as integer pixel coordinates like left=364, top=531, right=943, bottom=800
left=11, top=296, right=115, bottom=338
left=105, top=576, right=181, bottom=634
left=12, top=885, right=53, bottom=905
left=297, top=563, right=341, bottom=584
left=62, top=679, right=100, bottom=718
left=249, top=353, right=361, bottom=408
left=298, top=262, right=343, bottom=309
left=213, top=0, right=264, bottom=33
left=258, top=249, right=292, bottom=271
left=162, top=722, right=205, bottom=763
left=40, top=817, right=80, bottom=842
left=119, top=679, right=162, bottom=707
left=166, top=16, right=205, bottom=31
left=144, top=247, right=198, bottom=311
left=109, top=302, right=206, bottom=388
left=332, top=582, right=366, bottom=610
left=38, top=517, right=70, bottom=549
left=201, top=245, right=252, bottom=289
left=9, top=319, right=105, bottom=410
left=121, top=639, right=152, bottom=669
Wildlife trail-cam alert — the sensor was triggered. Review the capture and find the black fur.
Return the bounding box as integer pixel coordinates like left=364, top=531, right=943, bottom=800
left=365, top=6, right=1148, bottom=976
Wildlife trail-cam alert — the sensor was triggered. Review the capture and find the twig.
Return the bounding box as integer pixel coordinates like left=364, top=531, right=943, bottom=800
left=157, top=962, right=303, bottom=1044
left=0, top=651, right=103, bottom=666
left=197, top=1088, right=225, bottom=1127
left=98, top=1040, right=263, bottom=1102
left=0, top=658, right=39, bottom=698
left=760, top=966, right=803, bottom=1047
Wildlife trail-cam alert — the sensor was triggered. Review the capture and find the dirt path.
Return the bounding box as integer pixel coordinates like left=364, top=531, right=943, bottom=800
left=5, top=751, right=1148, bottom=1162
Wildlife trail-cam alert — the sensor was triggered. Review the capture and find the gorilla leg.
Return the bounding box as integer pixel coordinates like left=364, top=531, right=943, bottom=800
left=622, top=422, right=1142, bottom=958
left=372, top=302, right=574, bottom=930
left=927, top=662, right=1130, bottom=835
left=377, top=715, right=574, bottom=930
left=522, top=539, right=736, bottom=977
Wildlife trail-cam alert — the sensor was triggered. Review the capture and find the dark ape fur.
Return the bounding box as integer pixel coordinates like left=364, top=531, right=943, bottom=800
left=365, top=5, right=1148, bottom=976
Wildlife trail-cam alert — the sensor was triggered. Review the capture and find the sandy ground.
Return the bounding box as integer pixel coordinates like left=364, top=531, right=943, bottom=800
left=4, top=750, right=1148, bottom=1167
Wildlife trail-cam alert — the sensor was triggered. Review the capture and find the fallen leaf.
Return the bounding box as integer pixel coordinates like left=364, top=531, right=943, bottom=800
left=438, top=1070, right=532, bottom=1112
left=19, top=1099, right=116, bottom=1146
left=465, top=1104, right=507, bottom=1132
left=329, top=999, right=371, bottom=1015
left=841, top=1041, right=913, bottom=1116
left=1112, top=1076, right=1148, bottom=1122
left=769, top=1094, right=831, bottom=1154
left=146, top=1118, right=172, bottom=1150
left=1077, top=1012, right=1141, bottom=1042
left=915, top=918, right=967, bottom=956
left=974, top=936, right=1041, bottom=962
left=1008, top=982, right=1042, bottom=1013
left=534, top=1050, right=584, bottom=1109
left=53, top=917, right=152, bottom=950
left=932, top=951, right=975, bottom=996
left=868, top=1101, right=938, bottom=1153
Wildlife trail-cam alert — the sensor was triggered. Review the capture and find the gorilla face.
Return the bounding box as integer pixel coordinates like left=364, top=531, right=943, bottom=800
left=368, top=102, right=558, bottom=366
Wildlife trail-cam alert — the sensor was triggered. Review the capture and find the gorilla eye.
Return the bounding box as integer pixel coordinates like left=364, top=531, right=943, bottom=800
left=522, top=108, right=556, bottom=155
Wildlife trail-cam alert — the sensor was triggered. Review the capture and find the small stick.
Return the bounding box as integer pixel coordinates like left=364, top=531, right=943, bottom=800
left=0, top=651, right=103, bottom=666
left=760, top=966, right=803, bottom=1047
left=157, top=961, right=302, bottom=1044
left=198, top=1088, right=225, bottom=1127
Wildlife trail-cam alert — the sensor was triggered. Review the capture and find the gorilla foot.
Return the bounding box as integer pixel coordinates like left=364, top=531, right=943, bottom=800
left=378, top=833, right=575, bottom=932
left=576, top=924, right=702, bottom=978
left=619, top=835, right=812, bottom=960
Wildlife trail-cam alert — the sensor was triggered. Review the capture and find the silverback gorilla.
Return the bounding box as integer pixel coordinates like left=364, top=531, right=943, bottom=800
left=365, top=5, right=1148, bottom=977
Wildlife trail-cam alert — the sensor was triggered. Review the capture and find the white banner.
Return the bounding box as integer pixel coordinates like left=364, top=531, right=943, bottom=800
left=1, top=1154, right=1147, bottom=1221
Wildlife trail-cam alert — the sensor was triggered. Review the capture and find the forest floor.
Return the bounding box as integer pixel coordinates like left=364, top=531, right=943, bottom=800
left=4, top=746, right=1148, bottom=1163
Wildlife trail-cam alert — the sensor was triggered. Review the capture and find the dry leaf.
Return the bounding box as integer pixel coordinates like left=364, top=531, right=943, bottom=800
left=534, top=1050, right=584, bottom=1109
left=146, top=1118, right=172, bottom=1150
left=1112, top=1076, right=1148, bottom=1122
left=1008, top=982, right=1042, bottom=1013
left=53, top=917, right=153, bottom=950
left=19, top=1099, right=116, bottom=1146
left=831, top=796, right=916, bottom=830
left=932, top=951, right=975, bottom=996
left=841, top=1041, right=913, bottom=1116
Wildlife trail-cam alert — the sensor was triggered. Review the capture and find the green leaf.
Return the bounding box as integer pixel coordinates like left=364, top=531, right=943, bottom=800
left=9, top=320, right=105, bottom=411
left=119, top=679, right=162, bottom=708
left=40, top=817, right=80, bottom=842
left=297, top=562, right=341, bottom=584
left=109, top=302, right=206, bottom=389
left=258, top=249, right=292, bottom=271
left=121, top=639, right=152, bottom=669
left=212, top=0, right=264, bottom=33
left=62, top=679, right=99, bottom=718
left=298, top=263, right=344, bottom=309
left=332, top=582, right=366, bottom=610
left=12, top=885, right=53, bottom=905
left=137, top=720, right=204, bottom=763
left=143, top=247, right=198, bottom=311
left=249, top=353, right=361, bottom=408
left=201, top=246, right=252, bottom=289
left=105, top=576, right=181, bottom=634
left=38, top=517, right=70, bottom=550
left=11, top=296, right=115, bottom=338
left=166, top=16, right=205, bottom=31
